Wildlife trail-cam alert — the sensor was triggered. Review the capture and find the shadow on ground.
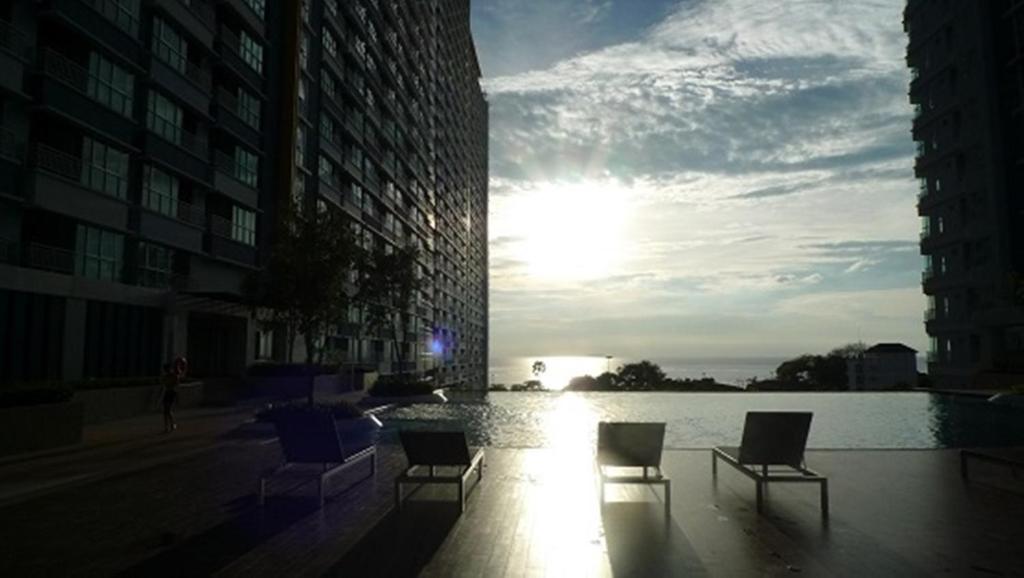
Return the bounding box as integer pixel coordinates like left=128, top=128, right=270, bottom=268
left=602, top=501, right=708, bottom=577
left=324, top=499, right=461, bottom=577
left=118, top=495, right=316, bottom=577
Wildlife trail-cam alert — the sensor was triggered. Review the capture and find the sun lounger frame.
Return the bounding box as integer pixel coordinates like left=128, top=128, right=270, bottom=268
left=395, top=431, right=485, bottom=513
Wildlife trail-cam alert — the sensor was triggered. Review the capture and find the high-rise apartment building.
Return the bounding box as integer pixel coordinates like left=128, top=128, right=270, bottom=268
left=0, top=0, right=488, bottom=389
left=906, top=0, right=1024, bottom=388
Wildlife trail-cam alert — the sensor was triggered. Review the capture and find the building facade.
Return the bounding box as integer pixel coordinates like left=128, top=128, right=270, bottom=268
left=0, top=0, right=488, bottom=389
left=906, top=0, right=1024, bottom=388
left=847, top=343, right=919, bottom=390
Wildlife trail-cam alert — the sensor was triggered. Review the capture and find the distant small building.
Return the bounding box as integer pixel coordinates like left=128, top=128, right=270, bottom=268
left=847, top=344, right=919, bottom=390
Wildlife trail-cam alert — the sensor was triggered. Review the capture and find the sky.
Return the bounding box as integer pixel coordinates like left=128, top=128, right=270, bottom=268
left=471, top=0, right=925, bottom=362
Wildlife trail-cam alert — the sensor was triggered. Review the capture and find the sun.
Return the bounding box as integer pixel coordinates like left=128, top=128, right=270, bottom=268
left=503, top=181, right=631, bottom=282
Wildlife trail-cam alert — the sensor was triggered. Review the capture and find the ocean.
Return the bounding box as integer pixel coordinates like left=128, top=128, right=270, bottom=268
left=488, top=356, right=788, bottom=389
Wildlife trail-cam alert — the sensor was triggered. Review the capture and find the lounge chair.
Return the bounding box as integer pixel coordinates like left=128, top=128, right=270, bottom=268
left=961, top=448, right=1024, bottom=481
left=712, top=411, right=828, bottom=517
left=597, top=422, right=671, bottom=516
left=395, top=430, right=485, bottom=513
left=258, top=412, right=377, bottom=507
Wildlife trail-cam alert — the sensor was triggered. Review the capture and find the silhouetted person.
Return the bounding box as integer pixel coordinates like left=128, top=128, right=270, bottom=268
left=162, top=356, right=188, bottom=433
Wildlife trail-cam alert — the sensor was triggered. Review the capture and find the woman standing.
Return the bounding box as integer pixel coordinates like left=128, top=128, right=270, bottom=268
left=162, top=356, right=187, bottom=433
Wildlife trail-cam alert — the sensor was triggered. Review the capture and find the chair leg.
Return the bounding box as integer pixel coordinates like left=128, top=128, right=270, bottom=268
left=459, top=479, right=465, bottom=513
left=755, top=481, right=764, bottom=514
left=820, top=480, right=829, bottom=518
left=711, top=452, right=717, bottom=477
left=664, top=480, right=671, bottom=517
left=395, top=481, right=402, bottom=512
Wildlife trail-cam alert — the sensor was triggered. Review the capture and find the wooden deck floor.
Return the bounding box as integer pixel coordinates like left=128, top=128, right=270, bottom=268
left=328, top=448, right=1024, bottom=578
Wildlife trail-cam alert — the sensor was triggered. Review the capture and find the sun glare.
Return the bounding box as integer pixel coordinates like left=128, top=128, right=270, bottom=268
left=506, top=181, right=631, bottom=282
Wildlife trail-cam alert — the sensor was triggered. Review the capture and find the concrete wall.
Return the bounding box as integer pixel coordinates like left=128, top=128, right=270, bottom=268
left=73, top=382, right=204, bottom=424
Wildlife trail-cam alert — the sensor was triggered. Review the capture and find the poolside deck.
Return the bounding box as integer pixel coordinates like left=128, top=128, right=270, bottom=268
left=3, top=434, right=1023, bottom=577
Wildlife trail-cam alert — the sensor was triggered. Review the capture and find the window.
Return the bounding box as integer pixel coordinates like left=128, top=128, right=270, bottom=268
left=243, top=0, right=265, bottom=19
left=325, top=0, right=338, bottom=17
left=296, top=124, right=306, bottom=168
left=138, top=242, right=174, bottom=287
left=234, top=147, right=259, bottom=187
left=323, top=30, right=337, bottom=58
left=231, top=206, right=256, bottom=246
left=320, top=114, right=334, bottom=142
left=97, top=0, right=140, bottom=36
left=143, top=165, right=179, bottom=217
left=80, top=137, right=129, bottom=199
left=75, top=225, right=124, bottom=281
left=322, top=71, right=336, bottom=98
left=300, top=33, right=309, bottom=71
left=87, top=52, right=134, bottom=117
left=147, top=91, right=183, bottom=145
left=239, top=30, right=263, bottom=74
left=318, top=155, right=335, bottom=185
left=152, top=17, right=187, bottom=74
left=237, top=87, right=261, bottom=129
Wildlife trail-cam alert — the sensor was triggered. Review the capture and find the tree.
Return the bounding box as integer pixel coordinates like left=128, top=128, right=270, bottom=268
left=357, top=244, right=422, bottom=382
left=616, top=360, right=667, bottom=390
left=566, top=375, right=598, bottom=391
left=828, top=342, right=868, bottom=359
left=531, top=360, right=547, bottom=378
left=595, top=371, right=620, bottom=390
left=246, top=208, right=356, bottom=366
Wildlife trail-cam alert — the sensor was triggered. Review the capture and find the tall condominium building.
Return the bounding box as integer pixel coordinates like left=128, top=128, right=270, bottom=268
left=906, top=0, right=1024, bottom=388
left=0, top=0, right=488, bottom=389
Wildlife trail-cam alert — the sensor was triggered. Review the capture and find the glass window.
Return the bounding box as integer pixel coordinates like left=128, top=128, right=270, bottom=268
left=323, top=30, right=337, bottom=58
left=87, top=52, right=134, bottom=117
left=142, top=165, right=180, bottom=217
left=319, top=155, right=333, bottom=181
left=299, top=33, right=309, bottom=71
left=239, top=30, right=263, bottom=74
left=320, top=114, right=334, bottom=141
left=236, top=87, right=261, bottom=129
left=322, top=71, right=335, bottom=98
left=147, top=90, right=183, bottom=145
left=231, top=206, right=256, bottom=246
left=234, top=147, right=259, bottom=187
left=152, top=17, right=187, bottom=74
left=75, top=224, right=124, bottom=281
left=80, top=137, right=129, bottom=199
left=97, top=0, right=140, bottom=36
left=296, top=124, right=306, bottom=168
left=243, top=0, right=265, bottom=19
left=138, top=242, right=174, bottom=287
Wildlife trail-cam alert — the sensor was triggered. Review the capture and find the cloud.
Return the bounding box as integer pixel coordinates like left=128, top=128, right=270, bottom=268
left=477, top=0, right=926, bottom=365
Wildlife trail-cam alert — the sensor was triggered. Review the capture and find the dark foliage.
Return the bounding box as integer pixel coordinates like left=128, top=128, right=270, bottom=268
left=254, top=400, right=365, bottom=422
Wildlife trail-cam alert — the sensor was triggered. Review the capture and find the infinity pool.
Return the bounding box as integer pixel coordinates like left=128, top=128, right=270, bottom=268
left=374, top=391, right=1024, bottom=449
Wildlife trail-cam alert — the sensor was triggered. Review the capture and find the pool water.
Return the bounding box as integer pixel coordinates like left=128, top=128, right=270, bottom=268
left=373, top=392, right=1024, bottom=449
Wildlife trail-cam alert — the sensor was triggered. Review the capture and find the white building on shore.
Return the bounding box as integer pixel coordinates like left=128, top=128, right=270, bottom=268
left=847, top=343, right=919, bottom=390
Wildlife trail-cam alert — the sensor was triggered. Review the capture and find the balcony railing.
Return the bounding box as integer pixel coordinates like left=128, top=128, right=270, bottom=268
left=28, top=243, right=76, bottom=274
left=147, top=117, right=209, bottom=157
left=924, top=308, right=936, bottom=322
left=185, top=0, right=216, bottom=26
left=0, top=126, right=25, bottom=162
left=40, top=48, right=90, bottom=93
left=922, top=269, right=934, bottom=283
left=0, top=19, right=32, bottom=61
left=33, top=143, right=82, bottom=181
left=84, top=0, right=140, bottom=37
left=184, top=59, right=212, bottom=90
left=0, top=237, right=18, bottom=265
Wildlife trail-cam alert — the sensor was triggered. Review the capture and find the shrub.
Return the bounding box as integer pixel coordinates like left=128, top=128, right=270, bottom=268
left=73, top=376, right=165, bottom=390
left=245, top=363, right=339, bottom=378
left=0, top=383, right=73, bottom=409
left=254, top=400, right=365, bottom=422
left=369, top=374, right=436, bottom=397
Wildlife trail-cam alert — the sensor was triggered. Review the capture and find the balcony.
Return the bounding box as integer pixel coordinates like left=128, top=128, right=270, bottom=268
left=215, top=88, right=261, bottom=147
left=44, top=0, right=142, bottom=60
left=217, top=26, right=263, bottom=91
left=152, top=0, right=215, bottom=48
left=213, top=151, right=259, bottom=208
left=27, top=242, right=76, bottom=275
left=30, top=144, right=129, bottom=230
left=221, top=0, right=266, bottom=38
left=0, top=19, right=32, bottom=95
left=36, top=49, right=137, bottom=144
left=0, top=126, right=26, bottom=165
left=137, top=201, right=205, bottom=253
left=143, top=125, right=210, bottom=181
left=208, top=214, right=257, bottom=266
left=150, top=57, right=212, bottom=113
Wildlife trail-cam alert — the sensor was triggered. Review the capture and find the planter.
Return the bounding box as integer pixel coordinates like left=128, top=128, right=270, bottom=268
left=244, top=374, right=345, bottom=401
left=0, top=402, right=84, bottom=456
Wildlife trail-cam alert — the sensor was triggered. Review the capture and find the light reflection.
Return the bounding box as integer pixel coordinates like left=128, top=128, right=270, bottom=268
left=519, top=393, right=610, bottom=575
left=525, top=355, right=610, bottom=390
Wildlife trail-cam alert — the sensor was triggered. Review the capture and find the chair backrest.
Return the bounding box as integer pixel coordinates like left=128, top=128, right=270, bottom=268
left=597, top=422, right=666, bottom=468
left=737, top=412, right=812, bottom=468
left=274, top=412, right=346, bottom=463
left=399, top=430, right=472, bottom=466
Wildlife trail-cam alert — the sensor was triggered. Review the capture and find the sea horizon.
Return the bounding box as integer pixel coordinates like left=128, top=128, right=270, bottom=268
left=488, top=354, right=930, bottom=388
